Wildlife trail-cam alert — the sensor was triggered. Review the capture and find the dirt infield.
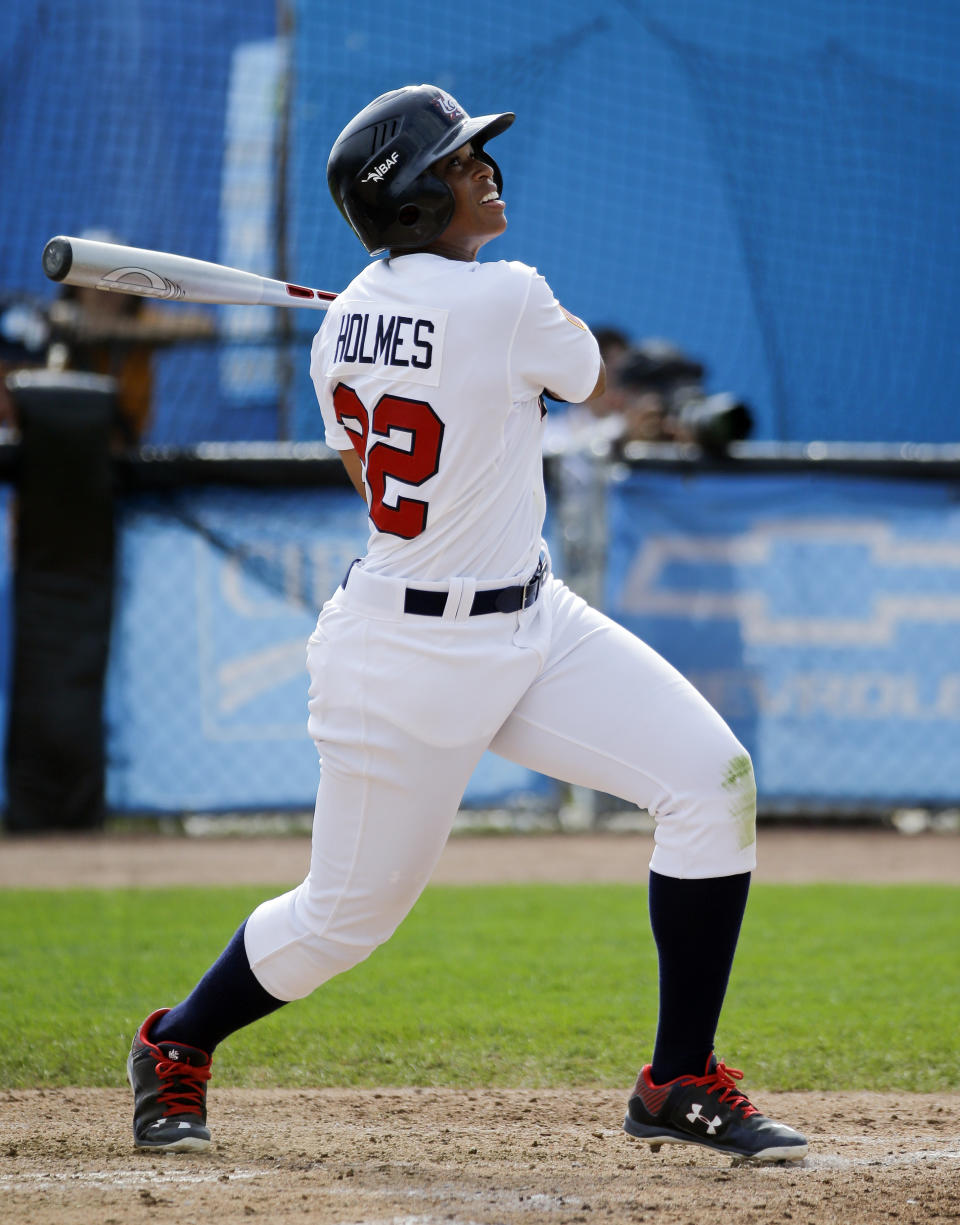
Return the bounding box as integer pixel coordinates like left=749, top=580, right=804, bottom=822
left=2, top=827, right=958, bottom=1225
left=2, top=1087, right=958, bottom=1225
left=2, top=824, right=959, bottom=889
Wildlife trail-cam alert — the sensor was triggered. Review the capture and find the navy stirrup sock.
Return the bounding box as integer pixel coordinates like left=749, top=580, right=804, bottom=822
left=647, top=868, right=751, bottom=1085
left=149, top=920, right=286, bottom=1055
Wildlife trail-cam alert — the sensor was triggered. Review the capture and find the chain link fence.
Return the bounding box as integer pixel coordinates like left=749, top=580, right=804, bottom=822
left=3, top=440, right=957, bottom=824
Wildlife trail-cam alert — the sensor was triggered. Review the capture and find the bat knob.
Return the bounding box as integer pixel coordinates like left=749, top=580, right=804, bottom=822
left=42, top=237, right=73, bottom=282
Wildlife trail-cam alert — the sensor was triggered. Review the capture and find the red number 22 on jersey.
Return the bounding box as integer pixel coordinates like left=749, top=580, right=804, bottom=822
left=333, top=383, right=444, bottom=539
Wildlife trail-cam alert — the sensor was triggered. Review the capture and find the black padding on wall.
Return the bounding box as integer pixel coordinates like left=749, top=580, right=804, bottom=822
left=4, top=371, right=116, bottom=832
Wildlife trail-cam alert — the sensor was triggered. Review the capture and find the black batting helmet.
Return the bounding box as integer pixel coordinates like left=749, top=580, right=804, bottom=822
left=327, top=84, right=514, bottom=256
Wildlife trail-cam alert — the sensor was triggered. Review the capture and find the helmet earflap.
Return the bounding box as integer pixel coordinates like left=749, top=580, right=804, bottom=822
left=384, top=142, right=504, bottom=246
left=397, top=204, right=420, bottom=226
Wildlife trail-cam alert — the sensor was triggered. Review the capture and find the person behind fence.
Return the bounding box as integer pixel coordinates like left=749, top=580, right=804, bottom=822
left=1, top=229, right=215, bottom=444
left=542, top=324, right=634, bottom=454
left=613, top=339, right=754, bottom=454
left=43, top=228, right=215, bottom=445
left=126, top=84, right=807, bottom=1166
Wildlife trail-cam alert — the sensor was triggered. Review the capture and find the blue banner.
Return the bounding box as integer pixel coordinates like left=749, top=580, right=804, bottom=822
left=606, top=471, right=960, bottom=804
left=105, top=487, right=552, bottom=812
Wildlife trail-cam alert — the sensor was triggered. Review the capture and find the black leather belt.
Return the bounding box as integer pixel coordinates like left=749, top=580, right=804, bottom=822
left=342, top=556, right=547, bottom=617
left=405, top=555, right=546, bottom=615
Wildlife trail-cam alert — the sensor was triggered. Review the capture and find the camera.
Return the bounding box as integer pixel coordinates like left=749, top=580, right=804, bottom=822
left=617, top=339, right=752, bottom=455
left=670, top=389, right=753, bottom=455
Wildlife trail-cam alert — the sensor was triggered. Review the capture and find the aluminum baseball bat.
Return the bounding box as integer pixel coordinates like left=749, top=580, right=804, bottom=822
left=41, top=235, right=338, bottom=310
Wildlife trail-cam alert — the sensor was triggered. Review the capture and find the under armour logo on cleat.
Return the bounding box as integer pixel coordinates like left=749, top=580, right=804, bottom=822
left=168, top=1049, right=180, bottom=1060
left=687, top=1103, right=723, bottom=1134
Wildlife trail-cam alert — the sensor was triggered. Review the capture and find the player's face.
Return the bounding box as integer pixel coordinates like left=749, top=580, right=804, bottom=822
left=427, top=142, right=507, bottom=261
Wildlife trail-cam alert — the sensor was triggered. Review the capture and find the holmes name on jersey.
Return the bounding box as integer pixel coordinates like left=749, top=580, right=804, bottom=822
left=333, top=311, right=434, bottom=370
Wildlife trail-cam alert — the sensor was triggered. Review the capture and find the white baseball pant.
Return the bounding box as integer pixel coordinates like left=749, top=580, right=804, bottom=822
left=243, top=563, right=756, bottom=1001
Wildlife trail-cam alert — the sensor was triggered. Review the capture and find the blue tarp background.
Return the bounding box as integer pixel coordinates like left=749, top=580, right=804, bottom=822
left=2, top=0, right=958, bottom=443
left=2, top=1, right=959, bottom=811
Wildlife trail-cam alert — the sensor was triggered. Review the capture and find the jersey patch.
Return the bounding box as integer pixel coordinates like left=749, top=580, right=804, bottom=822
left=326, top=304, right=448, bottom=388
left=559, top=304, right=587, bottom=330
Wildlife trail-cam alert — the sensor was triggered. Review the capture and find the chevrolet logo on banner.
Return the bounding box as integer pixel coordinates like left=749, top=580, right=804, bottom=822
left=617, top=518, right=960, bottom=646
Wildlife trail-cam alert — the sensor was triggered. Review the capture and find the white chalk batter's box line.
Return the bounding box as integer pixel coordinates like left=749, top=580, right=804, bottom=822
left=2, top=1142, right=958, bottom=1195
left=0, top=1167, right=261, bottom=1190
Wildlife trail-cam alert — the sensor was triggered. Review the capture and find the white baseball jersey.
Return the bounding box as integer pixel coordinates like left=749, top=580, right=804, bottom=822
left=310, top=253, right=601, bottom=582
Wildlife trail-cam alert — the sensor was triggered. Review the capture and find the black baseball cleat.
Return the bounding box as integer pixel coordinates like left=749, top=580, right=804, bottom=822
left=623, top=1054, right=808, bottom=1164
left=127, top=1008, right=213, bottom=1151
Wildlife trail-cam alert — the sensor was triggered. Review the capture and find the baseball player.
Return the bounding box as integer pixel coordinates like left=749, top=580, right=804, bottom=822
left=127, top=85, right=807, bottom=1165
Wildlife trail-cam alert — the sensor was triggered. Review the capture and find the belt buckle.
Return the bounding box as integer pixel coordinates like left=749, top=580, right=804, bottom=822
left=521, top=556, right=546, bottom=608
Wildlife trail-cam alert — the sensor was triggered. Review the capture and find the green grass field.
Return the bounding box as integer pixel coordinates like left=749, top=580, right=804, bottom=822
left=1, top=883, right=957, bottom=1092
